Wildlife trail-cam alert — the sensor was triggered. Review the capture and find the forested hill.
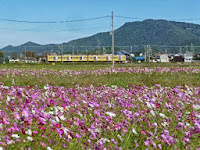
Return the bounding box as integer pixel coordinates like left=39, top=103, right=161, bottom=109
left=2, top=19, right=200, bottom=55
left=67, top=19, right=200, bottom=47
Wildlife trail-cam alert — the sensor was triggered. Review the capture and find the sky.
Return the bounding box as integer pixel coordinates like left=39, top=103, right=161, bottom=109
left=0, top=0, right=200, bottom=48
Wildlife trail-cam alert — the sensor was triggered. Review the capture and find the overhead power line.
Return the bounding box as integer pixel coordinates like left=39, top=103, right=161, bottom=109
left=1, top=14, right=200, bottom=24
left=0, top=16, right=109, bottom=24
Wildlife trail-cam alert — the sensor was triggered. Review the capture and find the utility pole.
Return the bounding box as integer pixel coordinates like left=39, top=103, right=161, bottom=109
left=72, top=46, right=74, bottom=55
left=62, top=44, right=63, bottom=63
left=97, top=40, right=100, bottom=55
left=191, top=43, right=195, bottom=53
left=103, top=46, right=106, bottom=55
left=148, top=45, right=150, bottom=63
left=131, top=45, right=133, bottom=53
left=111, top=11, right=114, bottom=68
left=145, top=45, right=152, bottom=63
left=25, top=46, right=27, bottom=63
left=179, top=46, right=182, bottom=54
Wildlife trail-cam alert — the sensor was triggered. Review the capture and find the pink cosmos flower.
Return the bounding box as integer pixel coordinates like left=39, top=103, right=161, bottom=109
left=22, top=109, right=29, bottom=117
left=184, top=137, right=190, bottom=143
left=75, top=133, right=81, bottom=139
left=144, top=139, right=150, bottom=146
left=39, top=141, right=46, bottom=147
left=14, top=113, right=20, bottom=120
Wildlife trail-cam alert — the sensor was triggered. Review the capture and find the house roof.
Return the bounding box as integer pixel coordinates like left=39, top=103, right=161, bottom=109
left=135, top=56, right=145, bottom=60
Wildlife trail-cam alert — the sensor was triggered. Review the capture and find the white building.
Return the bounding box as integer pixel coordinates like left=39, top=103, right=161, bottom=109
left=160, top=54, right=169, bottom=62
left=9, top=59, right=20, bottom=63
left=184, top=52, right=193, bottom=63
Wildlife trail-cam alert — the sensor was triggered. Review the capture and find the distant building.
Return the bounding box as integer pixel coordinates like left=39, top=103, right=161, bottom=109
left=135, top=56, right=145, bottom=61
left=184, top=52, right=193, bottom=63
left=9, top=59, right=20, bottom=63
left=160, top=54, right=169, bottom=62
left=173, top=54, right=184, bottom=62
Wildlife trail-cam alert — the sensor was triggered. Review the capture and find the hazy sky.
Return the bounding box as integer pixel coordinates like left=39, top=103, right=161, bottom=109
left=0, top=0, right=199, bottom=48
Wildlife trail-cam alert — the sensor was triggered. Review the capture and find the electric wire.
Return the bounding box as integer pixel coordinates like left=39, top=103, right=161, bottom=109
left=0, top=16, right=110, bottom=24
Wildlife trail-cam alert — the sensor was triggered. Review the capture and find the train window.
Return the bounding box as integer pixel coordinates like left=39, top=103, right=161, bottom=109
left=53, top=57, right=58, bottom=61
left=71, top=57, right=78, bottom=59
left=107, top=57, right=110, bottom=61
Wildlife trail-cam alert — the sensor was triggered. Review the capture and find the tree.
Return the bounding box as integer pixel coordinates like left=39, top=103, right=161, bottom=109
left=11, top=52, right=19, bottom=59
left=0, top=51, right=4, bottom=57
left=0, top=51, right=5, bottom=63
left=22, top=51, right=36, bottom=58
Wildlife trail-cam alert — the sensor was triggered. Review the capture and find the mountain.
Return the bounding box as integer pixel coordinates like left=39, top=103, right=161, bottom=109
left=1, top=41, right=59, bottom=56
left=1, top=19, right=200, bottom=55
left=20, top=41, right=41, bottom=47
left=67, top=19, right=200, bottom=47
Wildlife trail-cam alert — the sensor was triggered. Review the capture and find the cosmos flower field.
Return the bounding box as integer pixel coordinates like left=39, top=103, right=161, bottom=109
left=0, top=66, right=199, bottom=149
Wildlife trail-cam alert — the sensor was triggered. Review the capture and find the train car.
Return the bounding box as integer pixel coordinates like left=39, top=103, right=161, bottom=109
left=47, top=55, right=126, bottom=62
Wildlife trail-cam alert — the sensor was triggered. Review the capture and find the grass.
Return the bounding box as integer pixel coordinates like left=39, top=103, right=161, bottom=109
left=1, top=70, right=200, bottom=88
left=0, top=62, right=200, bottom=70
left=0, top=62, right=200, bottom=88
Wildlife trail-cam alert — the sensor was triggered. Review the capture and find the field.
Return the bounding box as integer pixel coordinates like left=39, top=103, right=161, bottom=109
left=0, top=63, right=199, bottom=150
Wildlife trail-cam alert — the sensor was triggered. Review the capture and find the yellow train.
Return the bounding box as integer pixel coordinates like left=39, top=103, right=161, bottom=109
left=47, top=55, right=126, bottom=62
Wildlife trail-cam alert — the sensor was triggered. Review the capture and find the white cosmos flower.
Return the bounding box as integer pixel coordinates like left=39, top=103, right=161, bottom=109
left=0, top=147, right=3, bottom=150
left=193, top=105, right=200, bottom=110
left=7, top=96, right=10, bottom=102
left=65, top=106, right=71, bottom=110
left=196, top=114, right=200, bottom=118
left=153, top=122, right=158, bottom=127
left=132, top=128, right=138, bottom=134
left=27, top=136, right=33, bottom=141
left=25, top=129, right=32, bottom=136
left=67, top=135, right=72, bottom=139
left=161, top=122, right=168, bottom=127
left=11, top=134, right=20, bottom=138
left=44, top=86, right=48, bottom=90
left=150, top=110, right=155, bottom=116
left=159, top=113, right=166, bottom=118
left=117, top=134, right=123, bottom=141
left=7, top=140, right=14, bottom=144
left=89, top=104, right=94, bottom=108
left=186, top=123, right=190, bottom=127
left=55, top=116, right=60, bottom=122
left=94, top=128, right=101, bottom=133
left=32, top=109, right=36, bottom=114
left=60, top=115, right=66, bottom=120
left=146, top=102, right=152, bottom=108
left=63, top=127, right=69, bottom=135
left=0, top=123, right=2, bottom=129
left=105, top=112, right=116, bottom=117
left=47, top=147, right=53, bottom=150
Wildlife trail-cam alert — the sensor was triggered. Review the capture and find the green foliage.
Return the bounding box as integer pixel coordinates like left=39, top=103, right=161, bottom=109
left=0, top=51, right=5, bottom=62
left=11, top=52, right=19, bottom=59
left=22, top=51, right=36, bottom=58
left=193, top=54, right=200, bottom=60
left=0, top=51, right=5, bottom=57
